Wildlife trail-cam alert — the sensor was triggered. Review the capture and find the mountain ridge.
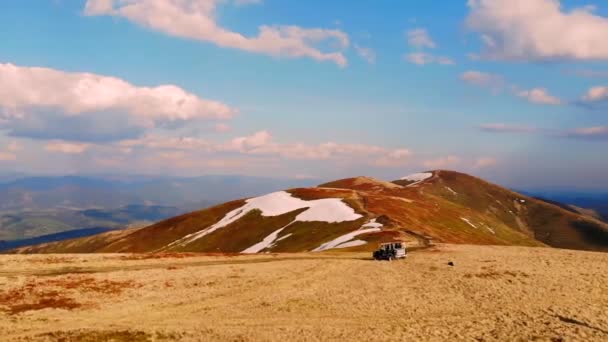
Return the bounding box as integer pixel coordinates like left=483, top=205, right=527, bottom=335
left=10, top=170, right=608, bottom=254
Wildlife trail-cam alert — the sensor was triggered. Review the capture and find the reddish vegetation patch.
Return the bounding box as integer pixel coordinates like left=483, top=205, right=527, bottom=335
left=288, top=187, right=355, bottom=201
left=0, top=276, right=139, bottom=315
left=27, top=256, right=75, bottom=264
left=39, top=276, right=139, bottom=295
left=36, top=330, right=154, bottom=342
left=119, top=252, right=201, bottom=260
left=464, top=270, right=530, bottom=280
left=0, top=285, right=81, bottom=315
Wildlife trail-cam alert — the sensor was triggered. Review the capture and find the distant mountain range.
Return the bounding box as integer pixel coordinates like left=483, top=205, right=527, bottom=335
left=13, top=170, right=608, bottom=254
left=0, top=174, right=321, bottom=244
left=527, top=192, right=608, bottom=222
left=0, top=175, right=321, bottom=211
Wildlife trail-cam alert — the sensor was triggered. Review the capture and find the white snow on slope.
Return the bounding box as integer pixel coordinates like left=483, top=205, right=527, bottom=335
left=242, top=224, right=291, bottom=254
left=460, top=217, right=478, bottom=229
left=334, top=240, right=367, bottom=249
left=168, top=191, right=363, bottom=248
left=446, top=186, right=458, bottom=195
left=312, top=219, right=383, bottom=252
left=400, top=172, right=432, bottom=186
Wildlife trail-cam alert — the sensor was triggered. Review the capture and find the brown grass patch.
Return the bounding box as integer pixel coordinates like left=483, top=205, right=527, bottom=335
left=0, top=287, right=81, bottom=315
left=27, top=256, right=75, bottom=264
left=0, top=276, right=140, bottom=315
left=34, top=329, right=154, bottom=342
left=464, top=270, right=530, bottom=279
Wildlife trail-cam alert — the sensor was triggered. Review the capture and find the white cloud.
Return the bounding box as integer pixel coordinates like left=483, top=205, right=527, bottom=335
left=6, top=141, right=22, bottom=152
left=474, top=157, right=497, bottom=169
left=45, top=141, right=90, bottom=154
left=406, top=53, right=454, bottom=66
left=460, top=70, right=504, bottom=89
left=479, top=123, right=537, bottom=133
left=581, top=86, right=608, bottom=102
left=84, top=0, right=349, bottom=67
left=0, top=152, right=16, bottom=161
left=407, top=28, right=436, bottom=49
left=120, top=135, right=214, bottom=151
left=563, top=126, right=608, bottom=140
left=354, top=45, right=376, bottom=64
left=466, top=0, right=608, bottom=61
left=516, top=88, right=561, bottom=105
left=0, top=63, right=235, bottom=141
left=423, top=156, right=460, bottom=169
left=122, top=131, right=413, bottom=167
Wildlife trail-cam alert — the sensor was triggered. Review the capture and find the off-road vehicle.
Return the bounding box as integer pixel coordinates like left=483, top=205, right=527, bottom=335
left=373, top=242, right=407, bottom=261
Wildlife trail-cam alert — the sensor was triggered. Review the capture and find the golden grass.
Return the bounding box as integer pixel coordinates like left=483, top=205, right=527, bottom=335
left=0, top=245, right=607, bottom=341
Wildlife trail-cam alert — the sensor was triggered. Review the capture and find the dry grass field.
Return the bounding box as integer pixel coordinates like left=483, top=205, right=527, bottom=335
left=1, top=245, right=607, bottom=341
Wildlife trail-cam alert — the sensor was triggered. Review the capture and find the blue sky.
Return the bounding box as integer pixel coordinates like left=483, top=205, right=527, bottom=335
left=0, top=0, right=607, bottom=190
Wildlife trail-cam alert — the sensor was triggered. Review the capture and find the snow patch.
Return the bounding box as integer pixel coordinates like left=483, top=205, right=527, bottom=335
left=460, top=217, right=478, bottom=229
left=400, top=172, right=432, bottom=187
left=242, top=224, right=290, bottom=254
left=168, top=191, right=363, bottom=248
left=485, top=225, right=496, bottom=234
left=445, top=186, right=458, bottom=195
left=312, top=218, right=383, bottom=252
left=361, top=219, right=383, bottom=229
left=276, top=233, right=292, bottom=242
left=334, top=240, right=367, bottom=249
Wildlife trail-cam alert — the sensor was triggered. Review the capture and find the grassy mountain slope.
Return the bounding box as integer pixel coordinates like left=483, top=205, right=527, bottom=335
left=11, top=171, right=608, bottom=254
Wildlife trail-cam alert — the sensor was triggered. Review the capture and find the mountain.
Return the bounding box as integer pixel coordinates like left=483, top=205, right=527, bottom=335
left=0, top=227, right=116, bottom=252
left=0, top=175, right=319, bottom=242
left=11, top=170, right=608, bottom=254
left=527, top=192, right=608, bottom=223
left=0, top=204, right=184, bottom=242
left=0, top=175, right=321, bottom=211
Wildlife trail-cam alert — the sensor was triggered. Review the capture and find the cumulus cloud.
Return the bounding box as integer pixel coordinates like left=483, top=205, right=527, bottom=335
left=405, top=28, right=454, bottom=66
left=0, top=152, right=16, bottom=161
left=474, top=157, right=497, bottom=169
left=462, top=71, right=560, bottom=105
left=562, top=126, right=608, bottom=140
left=479, top=123, right=537, bottom=133
left=122, top=131, right=413, bottom=167
left=6, top=141, right=22, bottom=152
left=0, top=142, right=18, bottom=161
left=423, top=155, right=460, bottom=169
left=407, top=28, right=436, bottom=49
left=581, top=86, right=608, bottom=103
left=45, top=141, right=91, bottom=154
left=466, top=0, right=608, bottom=61
left=516, top=88, right=562, bottom=105
left=354, top=45, right=376, bottom=64
left=406, top=53, right=454, bottom=66
left=84, top=0, right=349, bottom=67
left=0, top=63, right=235, bottom=142
left=460, top=70, right=504, bottom=89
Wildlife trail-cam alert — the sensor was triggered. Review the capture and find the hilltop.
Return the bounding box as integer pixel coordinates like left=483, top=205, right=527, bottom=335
left=12, top=170, right=608, bottom=254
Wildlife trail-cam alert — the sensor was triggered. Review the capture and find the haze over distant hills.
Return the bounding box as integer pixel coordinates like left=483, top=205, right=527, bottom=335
left=0, top=174, right=321, bottom=246
left=14, top=170, right=608, bottom=254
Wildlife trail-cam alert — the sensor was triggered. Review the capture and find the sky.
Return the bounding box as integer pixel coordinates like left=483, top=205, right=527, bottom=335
left=0, top=0, right=607, bottom=190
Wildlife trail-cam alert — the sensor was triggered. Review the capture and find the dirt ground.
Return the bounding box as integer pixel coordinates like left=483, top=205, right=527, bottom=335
left=0, top=245, right=607, bottom=341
